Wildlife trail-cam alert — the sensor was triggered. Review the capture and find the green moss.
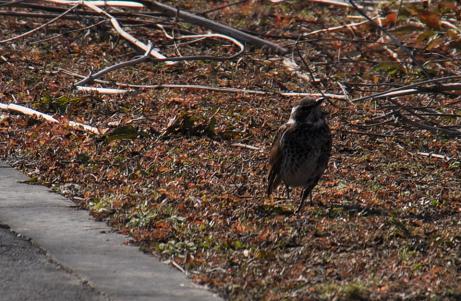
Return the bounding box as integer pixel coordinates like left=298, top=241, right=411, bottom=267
left=317, top=281, right=369, bottom=301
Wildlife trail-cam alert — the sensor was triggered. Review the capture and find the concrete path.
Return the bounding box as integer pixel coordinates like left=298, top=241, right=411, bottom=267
left=0, top=226, right=107, bottom=301
left=0, top=161, right=220, bottom=301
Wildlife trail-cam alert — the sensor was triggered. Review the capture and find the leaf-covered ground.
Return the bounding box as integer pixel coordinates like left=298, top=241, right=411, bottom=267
left=1, top=1, right=461, bottom=300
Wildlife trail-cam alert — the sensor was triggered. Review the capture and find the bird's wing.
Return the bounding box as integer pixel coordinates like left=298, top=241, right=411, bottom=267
left=267, top=124, right=290, bottom=196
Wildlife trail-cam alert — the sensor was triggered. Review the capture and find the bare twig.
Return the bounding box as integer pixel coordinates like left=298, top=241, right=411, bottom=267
left=76, top=86, right=130, bottom=94
left=167, top=259, right=188, bottom=275
left=376, top=14, right=402, bottom=65
left=393, top=111, right=461, bottom=137
left=335, top=129, right=395, bottom=138
left=0, top=103, right=103, bottom=134
left=272, top=0, right=358, bottom=7
left=375, top=83, right=461, bottom=100
left=377, top=84, right=461, bottom=99
left=0, top=10, right=158, bottom=26
left=347, top=0, right=432, bottom=79
left=353, top=76, right=461, bottom=102
left=0, top=0, right=27, bottom=8
left=2, top=1, right=163, bottom=18
left=76, top=31, right=244, bottom=87
left=231, top=143, right=262, bottom=151
left=30, top=19, right=107, bottom=45
left=414, top=152, right=453, bottom=161
left=60, top=68, right=347, bottom=98
left=0, top=3, right=79, bottom=44
left=302, top=17, right=378, bottom=37
left=155, top=31, right=245, bottom=61
left=73, top=0, right=171, bottom=64
left=293, top=36, right=342, bottom=105
left=139, top=0, right=288, bottom=54
left=75, top=42, right=155, bottom=86
left=47, top=0, right=144, bottom=9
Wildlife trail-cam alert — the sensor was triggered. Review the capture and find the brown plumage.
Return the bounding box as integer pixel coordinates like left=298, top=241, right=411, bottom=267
left=267, top=98, right=332, bottom=213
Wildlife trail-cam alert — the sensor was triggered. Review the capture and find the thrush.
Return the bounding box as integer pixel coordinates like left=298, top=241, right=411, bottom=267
left=267, top=97, right=332, bottom=213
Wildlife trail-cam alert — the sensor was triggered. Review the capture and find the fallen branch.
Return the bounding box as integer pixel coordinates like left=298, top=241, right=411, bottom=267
left=75, top=31, right=244, bottom=86
left=62, top=0, right=171, bottom=64
left=0, top=103, right=103, bottom=135
left=138, top=0, right=288, bottom=54
left=352, top=76, right=461, bottom=102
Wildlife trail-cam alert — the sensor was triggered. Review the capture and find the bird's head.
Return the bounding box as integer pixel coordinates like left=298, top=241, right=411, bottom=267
left=289, top=97, right=327, bottom=124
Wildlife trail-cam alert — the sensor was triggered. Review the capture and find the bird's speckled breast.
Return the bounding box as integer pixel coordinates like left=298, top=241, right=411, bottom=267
left=279, top=124, right=331, bottom=187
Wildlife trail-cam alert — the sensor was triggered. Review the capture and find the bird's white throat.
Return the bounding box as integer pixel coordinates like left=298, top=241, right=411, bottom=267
left=287, top=105, right=299, bottom=124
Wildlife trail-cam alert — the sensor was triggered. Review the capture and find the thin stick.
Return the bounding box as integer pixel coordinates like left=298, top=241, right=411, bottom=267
left=348, top=0, right=431, bottom=79
left=308, top=0, right=357, bottom=7
left=366, top=83, right=461, bottom=100
left=169, top=259, right=188, bottom=275
left=303, top=17, right=377, bottom=37
left=0, top=3, right=79, bottom=44
left=353, top=76, right=461, bottom=102
left=76, top=32, right=244, bottom=87
left=335, top=129, right=394, bottom=138
left=47, top=0, right=144, bottom=9
left=60, top=68, right=347, bottom=99
left=156, top=31, right=245, bottom=61
left=75, top=0, right=172, bottom=64
left=376, top=13, right=402, bottom=65
left=75, top=42, right=155, bottom=86
left=30, top=20, right=107, bottom=45
left=139, top=0, right=288, bottom=54
left=414, top=151, right=453, bottom=161
left=0, top=103, right=102, bottom=134
left=394, top=111, right=461, bottom=136
left=271, top=0, right=358, bottom=7
left=76, top=86, right=130, bottom=94
left=231, top=143, right=262, bottom=151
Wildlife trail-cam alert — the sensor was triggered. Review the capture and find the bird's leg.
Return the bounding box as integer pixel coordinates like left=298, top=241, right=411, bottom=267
left=296, top=188, right=310, bottom=214
left=296, top=177, right=321, bottom=214
left=285, top=184, right=291, bottom=199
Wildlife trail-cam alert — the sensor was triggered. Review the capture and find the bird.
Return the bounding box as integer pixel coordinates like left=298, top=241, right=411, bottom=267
left=267, top=97, right=332, bottom=213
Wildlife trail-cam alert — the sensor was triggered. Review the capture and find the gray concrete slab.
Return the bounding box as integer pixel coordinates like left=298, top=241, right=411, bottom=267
left=0, top=226, right=108, bottom=301
left=0, top=162, right=220, bottom=301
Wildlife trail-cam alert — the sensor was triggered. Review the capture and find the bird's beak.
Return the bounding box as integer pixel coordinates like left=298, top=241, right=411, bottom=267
left=315, top=97, right=325, bottom=106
